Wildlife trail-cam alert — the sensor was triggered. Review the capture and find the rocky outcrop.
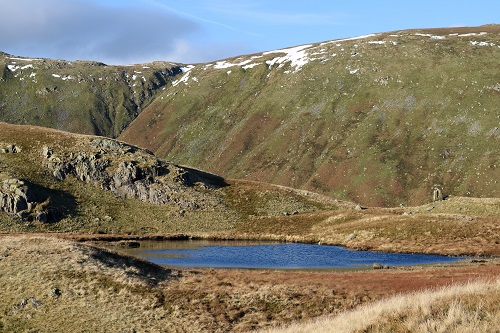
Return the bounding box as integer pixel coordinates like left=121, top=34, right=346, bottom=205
left=0, top=178, right=49, bottom=222
left=0, top=178, right=33, bottom=213
left=43, top=138, right=220, bottom=209
left=1, top=144, right=21, bottom=153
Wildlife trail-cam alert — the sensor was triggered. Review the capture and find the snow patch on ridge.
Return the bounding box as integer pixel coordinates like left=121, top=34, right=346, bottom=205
left=449, top=32, right=488, bottom=37
left=470, top=41, right=497, bottom=47
left=264, top=44, right=313, bottom=73
left=213, top=55, right=263, bottom=70
left=7, top=64, right=20, bottom=71
left=172, top=65, right=195, bottom=86
left=242, top=63, right=261, bottom=70
left=9, top=57, right=39, bottom=62
left=320, top=34, right=379, bottom=47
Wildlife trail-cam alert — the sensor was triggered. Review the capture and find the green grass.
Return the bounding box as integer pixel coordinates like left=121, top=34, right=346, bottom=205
left=0, top=54, right=179, bottom=137
left=119, top=25, right=500, bottom=207
left=0, top=122, right=344, bottom=235
left=0, top=123, right=497, bottom=257
left=2, top=26, right=499, bottom=206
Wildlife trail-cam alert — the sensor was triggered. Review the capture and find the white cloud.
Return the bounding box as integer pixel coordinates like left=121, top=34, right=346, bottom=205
left=0, top=0, right=201, bottom=64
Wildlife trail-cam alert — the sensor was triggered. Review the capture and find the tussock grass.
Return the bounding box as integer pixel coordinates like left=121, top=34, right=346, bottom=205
left=232, top=196, right=500, bottom=256
left=1, top=236, right=499, bottom=332
left=0, top=236, right=180, bottom=332
left=260, top=279, right=500, bottom=333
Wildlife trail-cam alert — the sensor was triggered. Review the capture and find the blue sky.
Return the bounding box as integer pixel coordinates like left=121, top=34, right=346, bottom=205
left=1, top=0, right=499, bottom=64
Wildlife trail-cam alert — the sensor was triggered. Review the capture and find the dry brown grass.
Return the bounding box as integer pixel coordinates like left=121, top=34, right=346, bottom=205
left=231, top=196, right=500, bottom=256
left=259, top=279, right=500, bottom=333
left=0, top=236, right=180, bottom=332
left=0, top=235, right=352, bottom=332
left=1, top=235, right=499, bottom=332
left=0, top=122, right=498, bottom=258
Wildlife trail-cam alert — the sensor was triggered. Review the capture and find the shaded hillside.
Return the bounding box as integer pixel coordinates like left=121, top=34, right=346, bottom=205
left=0, top=52, right=182, bottom=137
left=119, top=25, right=500, bottom=206
left=0, top=122, right=345, bottom=234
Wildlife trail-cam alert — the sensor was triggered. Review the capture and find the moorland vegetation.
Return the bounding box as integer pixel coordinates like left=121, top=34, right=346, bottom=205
left=0, top=25, right=499, bottom=332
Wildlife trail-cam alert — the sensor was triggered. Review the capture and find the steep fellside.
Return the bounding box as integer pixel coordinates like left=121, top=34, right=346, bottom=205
left=0, top=122, right=346, bottom=234
left=0, top=53, right=182, bottom=137
left=120, top=25, right=500, bottom=206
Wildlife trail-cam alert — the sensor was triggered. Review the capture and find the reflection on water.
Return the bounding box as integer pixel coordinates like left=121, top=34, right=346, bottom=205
left=120, top=240, right=465, bottom=270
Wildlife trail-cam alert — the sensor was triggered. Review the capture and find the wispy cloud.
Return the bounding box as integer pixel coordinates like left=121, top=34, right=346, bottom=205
left=0, top=0, right=201, bottom=64
left=150, top=0, right=263, bottom=37
left=193, top=1, right=348, bottom=26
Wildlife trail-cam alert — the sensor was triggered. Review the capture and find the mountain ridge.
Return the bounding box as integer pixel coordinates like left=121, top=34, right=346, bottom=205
left=119, top=25, right=500, bottom=206
left=1, top=25, right=500, bottom=206
left=0, top=52, right=184, bottom=137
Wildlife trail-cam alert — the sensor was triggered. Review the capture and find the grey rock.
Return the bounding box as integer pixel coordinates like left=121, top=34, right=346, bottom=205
left=13, top=298, right=29, bottom=310
left=30, top=297, right=44, bottom=307
left=42, top=146, right=53, bottom=158
left=91, top=138, right=127, bottom=152
left=0, top=179, right=31, bottom=213
left=0, top=178, right=51, bottom=222
left=43, top=138, right=223, bottom=209
left=2, top=145, right=21, bottom=153
left=51, top=288, right=62, bottom=298
left=53, top=168, right=67, bottom=181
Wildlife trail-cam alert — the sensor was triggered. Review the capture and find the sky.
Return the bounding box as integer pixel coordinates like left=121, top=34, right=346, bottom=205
left=1, top=0, right=499, bottom=65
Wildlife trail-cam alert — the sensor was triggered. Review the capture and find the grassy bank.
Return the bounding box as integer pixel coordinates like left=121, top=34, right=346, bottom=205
left=1, top=236, right=499, bottom=332
left=260, top=279, right=500, bottom=333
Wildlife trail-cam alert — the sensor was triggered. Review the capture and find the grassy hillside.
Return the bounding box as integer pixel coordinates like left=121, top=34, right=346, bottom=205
left=0, top=123, right=497, bottom=256
left=0, top=122, right=345, bottom=235
left=1, top=25, right=498, bottom=206
left=119, top=25, right=500, bottom=206
left=0, top=52, right=181, bottom=137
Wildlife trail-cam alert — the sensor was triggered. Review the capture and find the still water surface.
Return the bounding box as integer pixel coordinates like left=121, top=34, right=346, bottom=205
left=125, top=240, right=465, bottom=269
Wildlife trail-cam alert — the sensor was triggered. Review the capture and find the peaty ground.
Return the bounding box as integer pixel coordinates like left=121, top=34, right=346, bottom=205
left=0, top=235, right=499, bottom=332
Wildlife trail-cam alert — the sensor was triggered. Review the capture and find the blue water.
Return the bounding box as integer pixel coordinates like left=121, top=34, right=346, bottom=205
left=128, top=240, right=465, bottom=269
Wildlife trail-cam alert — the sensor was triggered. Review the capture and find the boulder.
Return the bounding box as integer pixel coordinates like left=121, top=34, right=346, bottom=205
left=1, top=144, right=21, bottom=153
left=0, top=178, right=51, bottom=222
left=42, top=146, right=53, bottom=158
